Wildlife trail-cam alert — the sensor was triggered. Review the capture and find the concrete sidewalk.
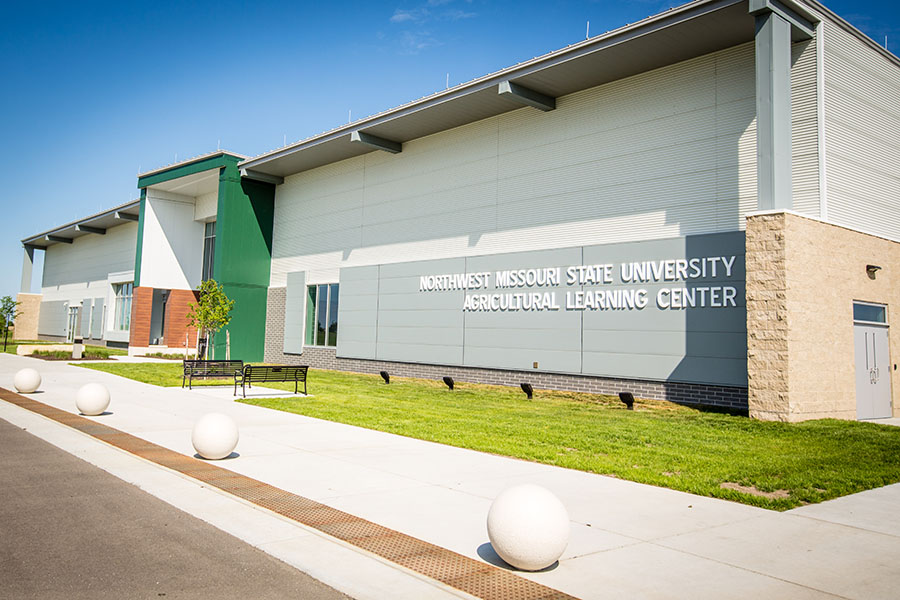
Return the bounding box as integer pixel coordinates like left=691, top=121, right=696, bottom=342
left=2, top=353, right=899, bottom=599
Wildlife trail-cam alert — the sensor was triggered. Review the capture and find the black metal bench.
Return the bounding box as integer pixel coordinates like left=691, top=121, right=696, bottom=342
left=234, top=364, right=308, bottom=398
left=182, top=359, right=244, bottom=389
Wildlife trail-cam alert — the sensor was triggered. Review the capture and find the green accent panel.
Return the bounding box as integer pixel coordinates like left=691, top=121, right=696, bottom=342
left=211, top=284, right=269, bottom=361
left=133, top=189, right=146, bottom=287
left=209, top=162, right=276, bottom=361
left=137, top=154, right=241, bottom=189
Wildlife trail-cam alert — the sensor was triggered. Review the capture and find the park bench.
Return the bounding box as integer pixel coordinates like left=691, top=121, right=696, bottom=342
left=233, top=364, right=308, bottom=398
left=182, top=359, right=244, bottom=389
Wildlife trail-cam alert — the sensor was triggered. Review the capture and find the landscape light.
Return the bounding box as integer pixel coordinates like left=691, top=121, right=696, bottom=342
left=618, top=392, right=635, bottom=410
left=442, top=376, right=455, bottom=390
left=380, top=370, right=390, bottom=384
left=520, top=383, right=534, bottom=399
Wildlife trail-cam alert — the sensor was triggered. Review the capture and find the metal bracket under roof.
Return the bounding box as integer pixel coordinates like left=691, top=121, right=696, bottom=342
left=46, top=235, right=73, bottom=244
left=240, top=168, right=285, bottom=185
left=749, top=0, right=817, bottom=38
left=350, top=131, right=402, bottom=154
left=115, top=211, right=139, bottom=222
left=497, top=80, right=556, bottom=111
left=75, top=224, right=106, bottom=235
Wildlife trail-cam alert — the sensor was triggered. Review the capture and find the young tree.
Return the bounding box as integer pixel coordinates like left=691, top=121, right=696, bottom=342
left=186, top=280, right=234, bottom=359
left=1, top=296, right=22, bottom=352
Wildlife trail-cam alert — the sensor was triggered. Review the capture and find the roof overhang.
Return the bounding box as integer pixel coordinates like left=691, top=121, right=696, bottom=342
left=239, top=0, right=819, bottom=181
left=21, top=199, right=142, bottom=249
left=138, top=150, right=247, bottom=193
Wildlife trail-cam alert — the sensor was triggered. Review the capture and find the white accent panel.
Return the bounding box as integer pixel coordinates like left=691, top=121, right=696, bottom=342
left=141, top=190, right=205, bottom=290
left=823, top=21, right=900, bottom=240
left=271, top=44, right=758, bottom=287
left=791, top=39, right=820, bottom=217
left=40, top=222, right=137, bottom=306
left=194, top=190, right=219, bottom=222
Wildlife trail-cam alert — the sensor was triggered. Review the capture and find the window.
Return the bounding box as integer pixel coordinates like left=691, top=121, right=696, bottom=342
left=202, top=221, right=216, bottom=281
left=305, top=283, right=339, bottom=347
left=853, top=302, right=887, bottom=324
left=113, top=282, right=133, bottom=331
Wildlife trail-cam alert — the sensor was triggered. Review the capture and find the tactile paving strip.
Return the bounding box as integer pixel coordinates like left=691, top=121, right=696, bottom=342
left=1, top=388, right=577, bottom=600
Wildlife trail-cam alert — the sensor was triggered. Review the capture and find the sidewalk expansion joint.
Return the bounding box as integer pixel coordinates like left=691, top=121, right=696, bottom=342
left=1, top=387, right=577, bottom=600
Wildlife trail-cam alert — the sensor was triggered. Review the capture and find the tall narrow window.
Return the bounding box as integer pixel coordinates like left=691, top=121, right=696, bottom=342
left=113, top=282, right=133, bottom=331
left=304, top=283, right=339, bottom=347
left=202, top=221, right=216, bottom=281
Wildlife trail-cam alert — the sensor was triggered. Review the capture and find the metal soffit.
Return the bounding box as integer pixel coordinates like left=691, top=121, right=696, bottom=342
left=240, top=0, right=766, bottom=179
left=21, top=199, right=141, bottom=249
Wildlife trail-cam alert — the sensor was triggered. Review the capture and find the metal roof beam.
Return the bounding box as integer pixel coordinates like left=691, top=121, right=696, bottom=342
left=240, top=169, right=284, bottom=185
left=749, top=0, right=817, bottom=38
left=115, top=211, right=139, bottom=222
left=75, top=224, right=106, bottom=235
left=350, top=131, right=402, bottom=154
left=46, top=235, right=73, bottom=244
left=498, top=81, right=556, bottom=111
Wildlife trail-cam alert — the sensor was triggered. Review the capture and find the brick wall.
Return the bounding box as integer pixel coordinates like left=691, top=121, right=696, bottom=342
left=265, top=287, right=747, bottom=411
left=129, top=287, right=200, bottom=349
left=13, top=293, right=41, bottom=340
left=164, top=289, right=200, bottom=349
left=129, top=286, right=153, bottom=347
left=746, top=211, right=900, bottom=421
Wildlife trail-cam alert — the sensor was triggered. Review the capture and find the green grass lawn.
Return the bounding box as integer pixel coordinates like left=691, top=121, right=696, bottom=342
left=76, top=362, right=900, bottom=510
left=3, top=339, right=126, bottom=358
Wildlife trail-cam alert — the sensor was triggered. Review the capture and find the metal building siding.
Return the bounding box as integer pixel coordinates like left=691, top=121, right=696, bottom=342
left=823, top=21, right=900, bottom=240
left=41, top=222, right=138, bottom=299
left=270, top=44, right=757, bottom=286
left=791, top=39, right=821, bottom=217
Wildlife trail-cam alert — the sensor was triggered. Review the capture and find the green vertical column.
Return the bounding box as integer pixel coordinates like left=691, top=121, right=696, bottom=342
left=211, top=158, right=275, bottom=361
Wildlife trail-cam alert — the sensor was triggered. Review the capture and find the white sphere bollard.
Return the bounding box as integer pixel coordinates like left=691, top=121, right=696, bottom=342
left=486, top=484, right=570, bottom=571
left=75, top=383, right=110, bottom=416
left=191, top=413, right=239, bottom=460
left=13, top=368, right=41, bottom=394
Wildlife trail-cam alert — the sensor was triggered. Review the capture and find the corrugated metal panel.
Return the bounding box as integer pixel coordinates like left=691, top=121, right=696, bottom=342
left=823, top=21, right=900, bottom=240
left=41, top=223, right=137, bottom=291
left=270, top=43, right=757, bottom=285
left=791, top=39, right=820, bottom=217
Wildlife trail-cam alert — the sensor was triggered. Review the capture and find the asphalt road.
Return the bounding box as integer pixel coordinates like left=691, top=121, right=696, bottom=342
left=0, top=417, right=351, bottom=600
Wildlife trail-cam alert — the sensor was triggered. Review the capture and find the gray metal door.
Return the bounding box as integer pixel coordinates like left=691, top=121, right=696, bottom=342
left=855, top=324, right=892, bottom=419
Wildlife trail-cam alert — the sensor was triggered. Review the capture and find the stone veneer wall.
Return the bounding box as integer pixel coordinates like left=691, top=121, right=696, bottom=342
left=264, top=287, right=748, bottom=411
left=13, top=293, right=41, bottom=340
left=746, top=211, right=900, bottom=421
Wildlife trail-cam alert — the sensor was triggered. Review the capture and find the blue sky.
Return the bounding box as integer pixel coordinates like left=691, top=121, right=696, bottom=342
left=1, top=0, right=898, bottom=300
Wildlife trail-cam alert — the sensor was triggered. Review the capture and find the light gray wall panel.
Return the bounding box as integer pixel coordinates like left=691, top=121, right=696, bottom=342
left=283, top=271, right=306, bottom=355
left=377, top=342, right=464, bottom=365
left=91, top=298, right=104, bottom=339
left=335, top=232, right=746, bottom=386
left=38, top=301, right=68, bottom=337
left=336, top=265, right=379, bottom=360
left=375, top=258, right=465, bottom=364
left=464, top=347, right=580, bottom=374
left=823, top=21, right=900, bottom=239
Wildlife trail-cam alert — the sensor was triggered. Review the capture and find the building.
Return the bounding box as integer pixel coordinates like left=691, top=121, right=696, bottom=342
left=17, top=0, right=899, bottom=421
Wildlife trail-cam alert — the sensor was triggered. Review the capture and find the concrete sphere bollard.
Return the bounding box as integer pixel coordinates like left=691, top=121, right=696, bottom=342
left=13, top=368, right=41, bottom=394
left=75, top=383, right=110, bottom=416
left=191, top=413, right=239, bottom=460
left=486, top=484, right=570, bottom=571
